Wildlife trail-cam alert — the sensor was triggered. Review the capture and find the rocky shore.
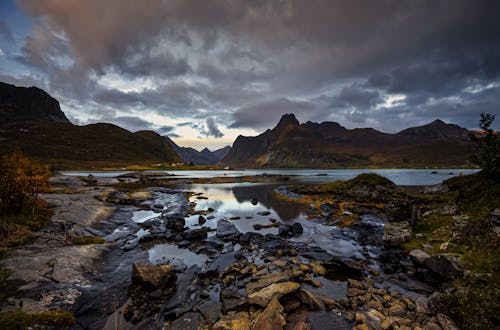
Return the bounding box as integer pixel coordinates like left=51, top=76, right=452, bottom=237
left=0, top=173, right=468, bottom=329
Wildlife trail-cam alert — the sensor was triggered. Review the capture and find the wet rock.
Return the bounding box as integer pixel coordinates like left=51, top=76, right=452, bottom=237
left=258, top=211, right=272, bottom=216
left=213, top=311, right=250, bottom=330
left=221, top=287, right=248, bottom=312
left=216, top=219, right=241, bottom=240
left=388, top=300, right=407, bottom=316
left=296, top=289, right=324, bottom=310
left=251, top=198, right=258, bottom=205
left=279, top=223, right=304, bottom=237
left=425, top=254, right=463, bottom=280
left=409, top=249, right=430, bottom=265
left=131, top=263, right=176, bottom=290
left=253, top=223, right=279, bottom=230
left=106, top=190, right=131, bottom=204
left=383, top=221, right=412, bottom=246
left=253, top=297, right=286, bottom=330
left=166, top=217, right=186, bottom=232
left=198, top=216, right=207, bottom=225
left=248, top=282, right=300, bottom=307
left=323, top=258, right=364, bottom=278
left=308, top=311, right=353, bottom=330
left=246, top=270, right=293, bottom=294
left=196, top=300, right=222, bottom=324
left=183, top=228, right=209, bottom=241
left=169, top=311, right=206, bottom=330
left=280, top=296, right=302, bottom=312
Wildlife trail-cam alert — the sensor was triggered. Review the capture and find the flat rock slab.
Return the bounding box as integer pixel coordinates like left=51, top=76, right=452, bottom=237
left=248, top=282, right=300, bottom=307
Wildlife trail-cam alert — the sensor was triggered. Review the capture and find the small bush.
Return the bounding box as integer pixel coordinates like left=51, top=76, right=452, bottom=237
left=72, top=236, right=105, bottom=245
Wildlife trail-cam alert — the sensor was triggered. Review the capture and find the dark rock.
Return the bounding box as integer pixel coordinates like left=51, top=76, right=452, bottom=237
left=166, top=217, right=186, bottom=232
left=386, top=200, right=412, bottom=222
left=106, top=190, right=131, bottom=204
left=258, top=211, right=271, bottom=216
left=251, top=198, right=258, bottom=205
left=169, top=312, right=206, bottom=330
left=198, top=216, right=207, bottom=225
left=425, top=254, right=463, bottom=280
left=216, top=219, right=241, bottom=240
left=221, top=287, right=248, bottom=312
left=195, top=300, right=221, bottom=324
left=183, top=228, right=209, bottom=241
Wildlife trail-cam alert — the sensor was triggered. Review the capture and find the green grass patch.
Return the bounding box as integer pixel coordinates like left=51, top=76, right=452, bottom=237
left=0, top=309, right=75, bottom=329
left=72, top=236, right=105, bottom=245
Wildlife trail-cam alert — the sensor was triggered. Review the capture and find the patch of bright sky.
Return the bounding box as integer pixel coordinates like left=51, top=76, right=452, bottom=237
left=376, top=93, right=407, bottom=109
left=97, top=71, right=156, bottom=93
left=462, top=81, right=500, bottom=94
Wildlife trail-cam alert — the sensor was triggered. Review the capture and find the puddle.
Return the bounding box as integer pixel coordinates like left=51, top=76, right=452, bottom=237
left=131, top=210, right=160, bottom=223
left=148, top=243, right=209, bottom=267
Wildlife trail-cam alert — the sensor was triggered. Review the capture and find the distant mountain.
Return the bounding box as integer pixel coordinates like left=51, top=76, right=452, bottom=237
left=221, top=114, right=475, bottom=168
left=165, top=136, right=231, bottom=165
left=0, top=82, right=70, bottom=129
left=0, top=82, right=179, bottom=168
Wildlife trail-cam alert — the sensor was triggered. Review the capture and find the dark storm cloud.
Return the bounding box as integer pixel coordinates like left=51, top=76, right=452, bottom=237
left=6, top=0, right=500, bottom=137
left=202, top=117, right=224, bottom=138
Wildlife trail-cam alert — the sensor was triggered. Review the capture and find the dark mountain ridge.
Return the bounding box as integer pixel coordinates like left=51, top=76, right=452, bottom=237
left=221, top=114, right=474, bottom=168
left=164, top=136, right=231, bottom=165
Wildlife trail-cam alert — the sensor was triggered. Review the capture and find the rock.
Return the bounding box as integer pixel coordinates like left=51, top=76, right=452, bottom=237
left=436, top=313, right=459, bottom=330
left=169, top=311, right=206, bottom=330
left=422, top=244, right=434, bottom=252
left=258, top=211, right=271, bottom=216
left=213, top=311, right=251, bottom=330
left=253, top=297, right=286, bottom=330
left=216, top=219, right=241, bottom=240
left=296, top=289, right=323, bottom=310
left=106, top=190, right=131, bottom=204
left=131, top=263, right=176, bottom=290
left=166, top=217, right=186, bottom=231
left=183, top=228, right=209, bottom=241
left=248, top=282, right=300, bottom=307
left=409, top=249, right=430, bottom=265
left=281, top=296, right=302, bottom=312
left=198, top=215, right=207, bottom=225
left=251, top=198, right=258, bottom=205
left=196, top=300, right=222, bottom=324
left=279, top=223, right=304, bottom=237
left=246, top=270, right=293, bottom=294
left=221, top=287, right=248, bottom=312
left=423, top=184, right=449, bottom=194
left=415, top=297, right=432, bottom=315
left=425, top=254, right=463, bottom=280
left=388, top=300, right=407, bottom=317
left=386, top=200, right=412, bottom=222
left=383, top=221, right=412, bottom=247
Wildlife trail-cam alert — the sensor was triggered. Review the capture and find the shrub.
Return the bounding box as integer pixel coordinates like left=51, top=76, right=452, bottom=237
left=0, top=151, right=51, bottom=213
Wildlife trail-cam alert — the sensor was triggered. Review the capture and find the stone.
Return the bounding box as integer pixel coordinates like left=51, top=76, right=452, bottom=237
left=131, top=264, right=176, bottom=290
left=253, top=297, right=286, bottom=330
left=409, top=249, right=430, bottom=265
left=423, top=184, right=449, bottom=194
left=388, top=300, right=407, bottom=317
left=196, top=300, right=222, bottom=324
left=258, top=211, right=271, bottom=216
left=383, top=221, right=412, bottom=247
left=183, top=228, right=209, bottom=241
left=296, top=289, right=323, bottom=310
left=422, top=244, right=434, bottom=252
left=221, top=287, right=248, bottom=313
left=436, top=313, right=459, bottom=330
left=248, top=282, right=300, bottom=307
left=386, top=200, right=412, bottom=222
left=311, top=262, right=326, bottom=276
left=166, top=217, right=186, bottom=231
left=415, top=297, right=432, bottom=315
left=246, top=270, right=292, bottom=295
left=425, top=254, right=463, bottom=280
left=217, top=219, right=241, bottom=240
left=169, top=311, right=206, bottom=330
left=198, top=216, right=207, bottom=225
left=281, top=295, right=302, bottom=312
left=213, top=311, right=251, bottom=330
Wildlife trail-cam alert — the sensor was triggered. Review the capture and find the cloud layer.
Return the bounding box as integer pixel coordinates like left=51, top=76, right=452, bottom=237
left=0, top=0, right=499, bottom=145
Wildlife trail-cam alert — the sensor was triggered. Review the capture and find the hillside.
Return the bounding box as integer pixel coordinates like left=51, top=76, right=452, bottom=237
left=221, top=114, right=475, bottom=168
left=0, top=83, right=179, bottom=168
left=165, top=136, right=231, bottom=165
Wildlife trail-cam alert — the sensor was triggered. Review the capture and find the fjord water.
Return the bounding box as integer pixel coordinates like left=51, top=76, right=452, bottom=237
left=62, top=168, right=478, bottom=185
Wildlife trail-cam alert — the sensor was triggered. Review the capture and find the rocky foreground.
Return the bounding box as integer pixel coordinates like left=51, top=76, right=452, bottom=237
left=2, top=172, right=491, bottom=329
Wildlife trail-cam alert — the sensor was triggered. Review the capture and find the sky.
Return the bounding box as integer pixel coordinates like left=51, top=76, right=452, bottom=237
left=0, top=0, right=499, bottom=150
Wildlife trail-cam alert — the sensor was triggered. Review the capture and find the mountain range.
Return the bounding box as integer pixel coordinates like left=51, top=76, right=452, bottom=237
left=221, top=114, right=474, bottom=168
left=1, top=81, right=477, bottom=169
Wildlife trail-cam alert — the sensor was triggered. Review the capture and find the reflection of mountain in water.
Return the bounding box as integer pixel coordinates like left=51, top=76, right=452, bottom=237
left=232, top=184, right=309, bottom=221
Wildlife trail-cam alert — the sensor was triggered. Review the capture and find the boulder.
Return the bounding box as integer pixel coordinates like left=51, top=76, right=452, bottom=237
left=216, top=219, right=241, bottom=240
left=248, top=282, right=300, bottom=307
left=409, top=249, right=430, bottom=265
left=425, top=254, right=463, bottom=280
left=166, top=217, right=186, bottom=231
left=183, top=228, right=209, bottom=241
left=383, top=221, right=412, bottom=247
left=253, top=297, right=286, bottom=330
left=131, top=264, right=176, bottom=290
